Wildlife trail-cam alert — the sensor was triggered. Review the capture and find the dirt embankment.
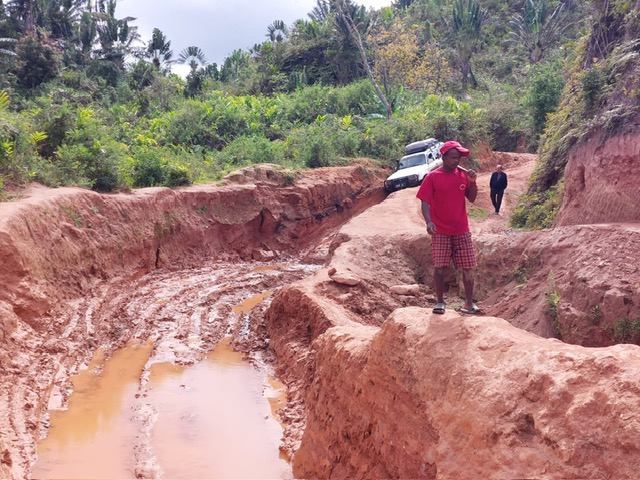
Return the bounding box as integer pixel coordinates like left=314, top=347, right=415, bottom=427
left=266, top=147, right=640, bottom=478
left=0, top=162, right=388, bottom=479
left=2, top=139, right=640, bottom=479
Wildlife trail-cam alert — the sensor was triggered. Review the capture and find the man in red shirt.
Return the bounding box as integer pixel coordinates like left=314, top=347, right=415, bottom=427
left=416, top=140, right=482, bottom=315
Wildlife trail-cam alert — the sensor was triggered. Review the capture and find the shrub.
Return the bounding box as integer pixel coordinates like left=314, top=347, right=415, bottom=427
left=215, top=135, right=285, bottom=172
left=546, top=272, right=562, bottom=338
left=482, top=101, right=529, bottom=152
left=15, top=36, right=62, bottom=91
left=131, top=151, right=164, bottom=187
left=511, top=182, right=563, bottom=229
left=55, top=108, right=128, bottom=191
left=611, top=317, right=640, bottom=344
left=525, top=62, right=566, bottom=136
left=286, top=123, right=338, bottom=169
left=581, top=67, right=604, bottom=113
left=358, top=120, right=402, bottom=162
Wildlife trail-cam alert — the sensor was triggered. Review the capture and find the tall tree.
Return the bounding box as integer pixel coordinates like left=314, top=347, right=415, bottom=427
left=178, top=45, right=207, bottom=73
left=219, top=48, right=250, bottom=83
left=309, top=0, right=331, bottom=22
left=93, top=0, right=139, bottom=68
left=450, top=0, right=482, bottom=89
left=371, top=17, right=452, bottom=104
left=509, top=0, right=572, bottom=64
left=146, top=27, right=173, bottom=71
left=266, top=19, right=288, bottom=43
left=331, top=0, right=392, bottom=117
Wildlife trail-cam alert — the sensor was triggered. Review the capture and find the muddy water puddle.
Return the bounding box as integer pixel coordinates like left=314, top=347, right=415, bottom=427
left=32, top=268, right=302, bottom=479
left=33, top=338, right=290, bottom=479
left=149, top=338, right=290, bottom=479
left=33, top=341, right=153, bottom=479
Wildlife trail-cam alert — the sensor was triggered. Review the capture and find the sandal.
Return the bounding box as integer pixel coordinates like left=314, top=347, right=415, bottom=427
left=460, top=303, right=484, bottom=315
left=432, top=303, right=445, bottom=314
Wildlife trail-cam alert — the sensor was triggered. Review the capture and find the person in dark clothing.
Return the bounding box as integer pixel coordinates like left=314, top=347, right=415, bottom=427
left=489, top=164, right=508, bottom=215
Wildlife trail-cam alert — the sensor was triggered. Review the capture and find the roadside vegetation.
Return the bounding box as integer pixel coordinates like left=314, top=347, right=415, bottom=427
left=0, top=0, right=634, bottom=229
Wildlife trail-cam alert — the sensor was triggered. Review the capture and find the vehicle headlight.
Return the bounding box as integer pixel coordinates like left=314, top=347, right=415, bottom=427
left=408, top=174, right=418, bottom=183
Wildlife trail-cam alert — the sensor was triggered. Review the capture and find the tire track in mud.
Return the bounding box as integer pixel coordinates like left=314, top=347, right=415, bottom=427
left=36, top=260, right=320, bottom=478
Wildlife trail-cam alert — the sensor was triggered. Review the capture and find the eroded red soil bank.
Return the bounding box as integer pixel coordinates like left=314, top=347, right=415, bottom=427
left=2, top=139, right=640, bottom=478
left=0, top=163, right=387, bottom=479
left=265, top=146, right=640, bottom=478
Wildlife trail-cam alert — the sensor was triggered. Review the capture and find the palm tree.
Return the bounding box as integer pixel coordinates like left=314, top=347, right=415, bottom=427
left=509, top=0, right=572, bottom=64
left=78, top=9, right=96, bottom=58
left=451, top=0, right=483, bottom=89
left=309, top=0, right=330, bottom=22
left=178, top=45, right=207, bottom=72
left=93, top=0, right=139, bottom=68
left=392, top=0, right=416, bottom=8
left=220, top=49, right=250, bottom=83
left=146, top=27, right=173, bottom=71
left=6, top=0, right=43, bottom=35
left=266, top=19, right=288, bottom=43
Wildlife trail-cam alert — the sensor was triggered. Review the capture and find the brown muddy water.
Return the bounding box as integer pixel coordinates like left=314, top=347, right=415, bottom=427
left=32, top=284, right=294, bottom=479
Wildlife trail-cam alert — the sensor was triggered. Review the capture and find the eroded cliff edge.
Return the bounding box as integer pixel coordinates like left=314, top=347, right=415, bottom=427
left=0, top=163, right=388, bottom=479
left=266, top=150, right=640, bottom=478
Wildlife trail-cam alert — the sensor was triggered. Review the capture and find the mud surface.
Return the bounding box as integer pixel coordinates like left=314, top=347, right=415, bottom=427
left=45, top=261, right=316, bottom=478
left=13, top=261, right=317, bottom=478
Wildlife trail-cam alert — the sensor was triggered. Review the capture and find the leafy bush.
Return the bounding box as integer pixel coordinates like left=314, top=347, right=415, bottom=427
left=215, top=135, right=285, bottom=175
left=55, top=108, right=128, bottom=191
left=611, top=317, right=640, bottom=344
left=287, top=123, right=338, bottom=168
left=482, top=101, right=529, bottom=152
left=358, top=119, right=402, bottom=162
left=546, top=272, right=562, bottom=338
left=525, top=62, right=565, bottom=136
left=15, top=36, right=62, bottom=91
left=511, top=182, right=563, bottom=229
left=581, top=67, right=604, bottom=113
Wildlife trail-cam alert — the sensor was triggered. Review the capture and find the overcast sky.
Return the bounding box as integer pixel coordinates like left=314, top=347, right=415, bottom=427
left=117, top=0, right=392, bottom=76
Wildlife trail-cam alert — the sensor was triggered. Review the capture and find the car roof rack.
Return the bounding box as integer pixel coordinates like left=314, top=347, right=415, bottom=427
left=404, top=138, right=438, bottom=155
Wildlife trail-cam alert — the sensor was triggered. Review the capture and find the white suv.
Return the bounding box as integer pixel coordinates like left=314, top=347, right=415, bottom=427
left=384, top=138, right=443, bottom=192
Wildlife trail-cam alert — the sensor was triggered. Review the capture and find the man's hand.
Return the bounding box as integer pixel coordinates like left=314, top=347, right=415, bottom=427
left=466, top=169, right=477, bottom=183
left=426, top=222, right=436, bottom=235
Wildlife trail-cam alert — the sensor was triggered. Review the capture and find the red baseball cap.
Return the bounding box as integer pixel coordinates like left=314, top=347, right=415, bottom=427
left=440, top=140, right=470, bottom=157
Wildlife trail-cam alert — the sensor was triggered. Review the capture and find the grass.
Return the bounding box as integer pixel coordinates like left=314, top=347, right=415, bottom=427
left=610, top=317, right=640, bottom=344
left=546, top=271, right=562, bottom=338
left=468, top=206, right=489, bottom=219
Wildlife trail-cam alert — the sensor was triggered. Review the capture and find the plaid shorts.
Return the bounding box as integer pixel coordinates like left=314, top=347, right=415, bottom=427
left=431, top=231, right=477, bottom=269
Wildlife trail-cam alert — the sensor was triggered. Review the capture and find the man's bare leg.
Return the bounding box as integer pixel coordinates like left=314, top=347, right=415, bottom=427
left=434, top=267, right=445, bottom=303
left=462, top=268, right=475, bottom=310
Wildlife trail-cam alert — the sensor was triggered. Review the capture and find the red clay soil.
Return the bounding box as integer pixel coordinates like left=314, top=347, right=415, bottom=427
left=1, top=140, right=640, bottom=479
left=0, top=162, right=387, bottom=479
left=266, top=147, right=640, bottom=478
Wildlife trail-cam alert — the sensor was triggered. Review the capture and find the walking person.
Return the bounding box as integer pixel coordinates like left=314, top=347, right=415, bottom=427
left=489, top=164, right=508, bottom=215
left=416, top=140, right=483, bottom=315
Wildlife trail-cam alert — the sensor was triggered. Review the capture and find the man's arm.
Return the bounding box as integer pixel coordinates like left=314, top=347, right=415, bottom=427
left=465, top=171, right=478, bottom=203
left=421, top=201, right=436, bottom=235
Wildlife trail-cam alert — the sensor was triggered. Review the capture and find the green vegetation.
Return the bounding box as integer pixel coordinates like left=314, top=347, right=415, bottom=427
left=515, top=0, right=640, bottom=228
left=610, top=317, right=640, bottom=344
left=587, top=304, right=603, bottom=325
left=511, top=254, right=535, bottom=286
left=467, top=206, right=488, bottom=219
left=545, top=271, right=562, bottom=338
left=0, top=0, right=627, bottom=211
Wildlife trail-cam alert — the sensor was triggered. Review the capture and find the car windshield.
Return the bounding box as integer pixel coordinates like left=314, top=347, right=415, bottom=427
left=398, top=153, right=427, bottom=170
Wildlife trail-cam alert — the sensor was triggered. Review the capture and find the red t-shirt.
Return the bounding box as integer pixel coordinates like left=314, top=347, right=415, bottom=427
left=416, top=167, right=470, bottom=235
